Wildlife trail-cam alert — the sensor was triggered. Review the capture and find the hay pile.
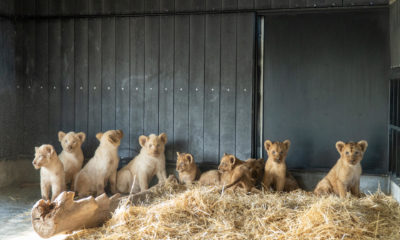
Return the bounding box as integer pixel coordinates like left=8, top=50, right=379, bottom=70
left=68, top=182, right=400, bottom=240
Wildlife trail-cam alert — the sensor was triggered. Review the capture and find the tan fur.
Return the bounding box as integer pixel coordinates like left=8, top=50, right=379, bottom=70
left=33, top=144, right=65, bottom=201
left=262, top=140, right=299, bottom=192
left=314, top=140, right=368, bottom=198
left=218, top=153, right=258, bottom=192
left=176, top=152, right=201, bottom=184
left=199, top=170, right=221, bottom=185
left=74, top=130, right=123, bottom=197
left=116, top=133, right=168, bottom=194
left=58, top=131, right=85, bottom=190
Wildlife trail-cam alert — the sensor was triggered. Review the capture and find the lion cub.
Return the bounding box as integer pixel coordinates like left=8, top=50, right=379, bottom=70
left=58, top=131, right=86, bottom=190
left=218, top=153, right=257, bottom=192
left=262, top=140, right=299, bottom=192
left=176, top=152, right=201, bottom=184
left=314, top=140, right=368, bottom=198
left=32, top=144, right=66, bottom=201
left=74, top=130, right=123, bottom=197
left=116, top=133, right=168, bottom=194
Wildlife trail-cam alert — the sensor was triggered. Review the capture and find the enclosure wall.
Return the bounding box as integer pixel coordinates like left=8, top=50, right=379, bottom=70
left=262, top=10, right=390, bottom=174
left=15, top=13, right=255, bottom=167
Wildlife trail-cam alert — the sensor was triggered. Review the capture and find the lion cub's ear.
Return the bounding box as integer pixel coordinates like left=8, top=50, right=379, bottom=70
left=358, top=140, right=368, bottom=152
left=336, top=141, right=345, bottom=153
left=159, top=133, right=167, bottom=145
left=35, top=146, right=39, bottom=152
left=185, top=154, right=193, bottom=163
left=96, top=132, right=104, bottom=141
left=283, top=140, right=291, bottom=150
left=230, top=156, right=236, bottom=165
left=77, top=132, right=86, bottom=143
left=139, top=135, right=149, bottom=148
left=116, top=130, right=124, bottom=140
left=44, top=145, right=54, bottom=156
left=176, top=151, right=180, bottom=157
left=264, top=140, right=272, bottom=152
left=58, top=131, right=66, bottom=142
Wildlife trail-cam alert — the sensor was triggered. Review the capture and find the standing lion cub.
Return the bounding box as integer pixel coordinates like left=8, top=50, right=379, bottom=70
left=58, top=131, right=85, bottom=190
left=176, top=152, right=201, bottom=184
left=32, top=144, right=65, bottom=201
left=262, top=140, right=299, bottom=192
left=314, top=140, right=368, bottom=198
left=74, top=130, right=123, bottom=197
left=116, top=133, right=168, bottom=194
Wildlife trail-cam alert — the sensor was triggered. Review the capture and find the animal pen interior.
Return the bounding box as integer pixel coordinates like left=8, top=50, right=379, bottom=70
left=1, top=0, right=400, bottom=239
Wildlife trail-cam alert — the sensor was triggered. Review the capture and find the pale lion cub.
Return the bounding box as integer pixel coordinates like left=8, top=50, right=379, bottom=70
left=314, top=140, right=368, bottom=198
left=74, top=130, right=123, bottom=198
left=116, top=133, right=167, bottom=194
left=32, top=144, right=65, bottom=201
left=58, top=131, right=86, bottom=190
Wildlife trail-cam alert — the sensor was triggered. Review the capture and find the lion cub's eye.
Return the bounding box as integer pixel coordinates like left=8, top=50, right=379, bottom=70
left=149, top=144, right=153, bottom=148
left=272, top=151, right=276, bottom=154
left=157, top=144, right=160, bottom=147
left=354, top=151, right=359, bottom=155
left=280, top=151, right=283, bottom=154
left=65, top=140, right=68, bottom=143
left=346, top=151, right=350, bottom=155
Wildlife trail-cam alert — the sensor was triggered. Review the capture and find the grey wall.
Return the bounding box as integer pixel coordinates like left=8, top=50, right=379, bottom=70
left=0, top=18, right=16, bottom=159
left=0, top=0, right=14, bottom=15
left=262, top=10, right=390, bottom=174
left=15, top=13, right=255, bottom=166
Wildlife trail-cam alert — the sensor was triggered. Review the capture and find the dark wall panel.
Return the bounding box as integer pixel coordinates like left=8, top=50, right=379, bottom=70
left=391, top=0, right=400, bottom=68
left=16, top=14, right=255, bottom=166
left=263, top=11, right=389, bottom=173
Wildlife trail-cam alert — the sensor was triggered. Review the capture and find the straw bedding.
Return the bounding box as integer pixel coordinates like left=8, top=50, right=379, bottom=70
left=67, top=181, right=400, bottom=240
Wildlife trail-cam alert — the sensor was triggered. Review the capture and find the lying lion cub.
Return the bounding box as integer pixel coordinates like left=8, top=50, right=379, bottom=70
left=116, top=133, right=168, bottom=194
left=314, top=140, right=368, bottom=198
left=58, top=131, right=85, bottom=190
left=176, top=152, right=201, bottom=184
left=74, top=130, right=123, bottom=197
left=262, top=140, right=299, bottom=192
left=32, top=144, right=65, bottom=201
left=218, top=153, right=258, bottom=192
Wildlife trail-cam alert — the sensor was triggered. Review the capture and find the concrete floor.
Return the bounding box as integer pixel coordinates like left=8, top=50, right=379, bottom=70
left=0, top=183, right=66, bottom=240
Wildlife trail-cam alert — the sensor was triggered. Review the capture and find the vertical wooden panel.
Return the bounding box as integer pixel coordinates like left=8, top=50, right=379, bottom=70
left=15, top=22, right=25, bottom=154
left=189, top=15, right=205, bottom=163
left=160, top=0, right=174, bottom=12
left=61, top=19, right=75, bottom=132
left=88, top=0, right=103, bottom=15
left=220, top=14, right=236, bottom=158
left=175, top=0, right=191, bottom=11
left=103, top=0, right=116, bottom=15
left=255, top=0, right=271, bottom=9
left=23, top=20, right=36, bottom=154
left=192, top=0, right=206, bottom=11
left=204, top=14, right=221, bottom=164
left=75, top=0, right=89, bottom=15
left=62, top=0, right=75, bottom=15
left=74, top=19, right=89, bottom=150
left=35, top=20, right=49, bottom=145
left=23, top=0, right=36, bottom=16
left=36, top=0, right=49, bottom=16
left=206, top=0, right=222, bottom=11
left=144, top=16, right=159, bottom=134
left=130, top=17, right=145, bottom=156
left=48, top=20, right=62, bottom=152
left=49, top=0, right=62, bottom=15
left=236, top=13, right=254, bottom=160
left=222, top=0, right=238, bottom=10
left=88, top=19, right=102, bottom=155
left=130, top=0, right=144, bottom=13
left=116, top=17, right=130, bottom=157
left=145, top=0, right=160, bottom=13
left=272, top=0, right=290, bottom=8
left=238, top=0, right=254, bottom=9
left=115, top=0, right=130, bottom=14
left=290, top=0, right=307, bottom=8
left=174, top=15, right=190, bottom=154
left=159, top=16, right=174, bottom=162
left=101, top=17, right=116, bottom=131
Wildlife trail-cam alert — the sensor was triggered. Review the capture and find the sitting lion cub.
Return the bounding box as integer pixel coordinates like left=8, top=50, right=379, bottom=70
left=58, top=131, right=86, bottom=190
left=74, top=130, right=123, bottom=197
left=314, top=140, right=368, bottom=198
left=218, top=153, right=258, bottom=192
left=116, top=133, right=168, bottom=194
left=32, top=144, right=66, bottom=201
left=176, top=152, right=201, bottom=184
left=262, top=140, right=299, bottom=192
